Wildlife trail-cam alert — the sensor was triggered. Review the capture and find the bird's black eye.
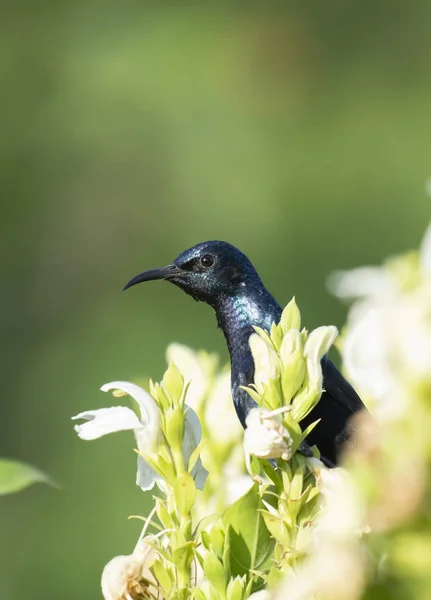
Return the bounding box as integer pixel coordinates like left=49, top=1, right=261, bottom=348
left=200, top=254, right=215, bottom=268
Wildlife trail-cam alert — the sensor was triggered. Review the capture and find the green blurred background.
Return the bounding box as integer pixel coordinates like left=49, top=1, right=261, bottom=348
left=1, top=1, right=430, bottom=597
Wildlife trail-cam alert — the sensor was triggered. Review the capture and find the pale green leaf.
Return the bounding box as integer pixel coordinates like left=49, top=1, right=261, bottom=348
left=203, top=551, right=227, bottom=597
left=172, top=541, right=195, bottom=573
left=0, top=459, right=54, bottom=495
left=174, top=473, right=197, bottom=517
left=222, top=484, right=275, bottom=578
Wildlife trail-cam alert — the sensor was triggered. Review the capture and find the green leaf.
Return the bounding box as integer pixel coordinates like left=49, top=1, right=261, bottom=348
left=194, top=513, right=221, bottom=537
left=209, top=522, right=225, bottom=559
left=154, top=454, right=177, bottom=484
left=203, top=551, right=228, bottom=597
left=174, top=472, right=197, bottom=516
left=222, top=484, right=275, bottom=578
left=151, top=559, right=173, bottom=595
left=191, top=590, right=207, bottom=600
left=201, top=530, right=211, bottom=551
left=259, top=510, right=289, bottom=547
left=252, top=326, right=274, bottom=347
left=241, top=386, right=262, bottom=405
left=172, top=541, right=195, bottom=573
left=156, top=498, right=175, bottom=529
left=0, top=459, right=54, bottom=495
left=187, top=436, right=205, bottom=473
left=266, top=564, right=287, bottom=587
left=301, top=419, right=320, bottom=440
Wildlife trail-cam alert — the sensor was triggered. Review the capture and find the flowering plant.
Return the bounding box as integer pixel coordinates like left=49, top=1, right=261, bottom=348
left=73, top=224, right=431, bottom=599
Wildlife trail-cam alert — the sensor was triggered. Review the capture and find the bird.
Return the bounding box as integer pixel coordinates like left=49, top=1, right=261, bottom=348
left=123, top=240, right=366, bottom=466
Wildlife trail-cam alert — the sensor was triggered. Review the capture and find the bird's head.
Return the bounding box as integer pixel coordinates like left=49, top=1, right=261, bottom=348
left=123, top=241, right=262, bottom=305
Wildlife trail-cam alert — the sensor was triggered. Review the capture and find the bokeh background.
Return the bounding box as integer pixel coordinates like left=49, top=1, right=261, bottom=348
left=1, top=1, right=430, bottom=598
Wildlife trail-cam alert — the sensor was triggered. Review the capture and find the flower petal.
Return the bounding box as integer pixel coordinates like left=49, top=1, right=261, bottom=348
left=136, top=455, right=160, bottom=492
left=249, top=333, right=281, bottom=390
left=191, top=457, right=208, bottom=491
left=72, top=406, right=142, bottom=440
left=166, top=343, right=214, bottom=411
left=183, top=405, right=208, bottom=489
left=204, top=372, right=242, bottom=445
left=101, top=381, right=160, bottom=452
left=327, top=267, right=396, bottom=301
left=305, top=326, right=338, bottom=364
left=244, top=408, right=292, bottom=459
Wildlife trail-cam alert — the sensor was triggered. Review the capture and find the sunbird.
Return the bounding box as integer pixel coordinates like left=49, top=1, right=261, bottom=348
left=124, top=241, right=366, bottom=466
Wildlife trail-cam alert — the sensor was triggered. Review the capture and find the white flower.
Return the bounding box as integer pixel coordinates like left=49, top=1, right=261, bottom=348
left=166, top=343, right=217, bottom=412
left=303, top=325, right=338, bottom=389
left=243, top=408, right=293, bottom=460
left=204, top=370, right=243, bottom=445
left=290, top=326, right=338, bottom=421
left=327, top=266, right=397, bottom=303
left=101, top=536, right=156, bottom=600
left=248, top=591, right=272, bottom=600
left=277, top=540, right=365, bottom=600
left=328, top=224, right=431, bottom=416
left=308, top=459, right=366, bottom=537
left=328, top=224, right=431, bottom=305
left=73, top=380, right=207, bottom=491
left=342, top=288, right=431, bottom=417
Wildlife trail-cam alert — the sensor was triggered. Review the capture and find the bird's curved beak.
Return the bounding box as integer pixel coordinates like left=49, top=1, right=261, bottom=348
left=123, top=264, right=184, bottom=291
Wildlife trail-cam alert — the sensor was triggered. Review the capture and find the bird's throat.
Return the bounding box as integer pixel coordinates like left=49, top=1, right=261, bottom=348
left=216, top=292, right=282, bottom=374
left=214, top=291, right=282, bottom=427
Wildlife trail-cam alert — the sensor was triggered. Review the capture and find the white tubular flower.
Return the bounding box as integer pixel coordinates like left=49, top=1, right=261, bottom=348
left=166, top=343, right=216, bottom=412
left=73, top=381, right=207, bottom=491
left=243, top=408, right=293, bottom=460
left=329, top=224, right=431, bottom=418
left=342, top=286, right=431, bottom=417
left=327, top=266, right=397, bottom=302
left=305, top=325, right=338, bottom=389
left=73, top=381, right=159, bottom=451
left=249, top=333, right=281, bottom=392
left=101, top=536, right=156, bottom=600
left=291, top=326, right=338, bottom=421
left=205, top=371, right=243, bottom=445
left=308, top=458, right=366, bottom=537
left=305, top=325, right=338, bottom=363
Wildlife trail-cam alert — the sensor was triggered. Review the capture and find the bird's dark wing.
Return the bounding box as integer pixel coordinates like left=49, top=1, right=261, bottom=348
left=300, top=356, right=367, bottom=464
left=320, top=356, right=364, bottom=415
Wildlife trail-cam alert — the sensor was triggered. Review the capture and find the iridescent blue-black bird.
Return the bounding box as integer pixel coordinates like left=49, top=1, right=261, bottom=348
left=124, top=241, right=366, bottom=466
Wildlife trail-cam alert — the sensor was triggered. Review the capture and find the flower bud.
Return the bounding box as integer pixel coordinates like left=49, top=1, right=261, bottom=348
left=162, top=361, right=184, bottom=406
left=249, top=334, right=281, bottom=393
left=279, top=297, right=301, bottom=335
left=243, top=408, right=293, bottom=460
left=101, top=537, right=156, bottom=600
left=291, top=326, right=338, bottom=421
left=279, top=329, right=306, bottom=402
left=227, top=575, right=246, bottom=600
